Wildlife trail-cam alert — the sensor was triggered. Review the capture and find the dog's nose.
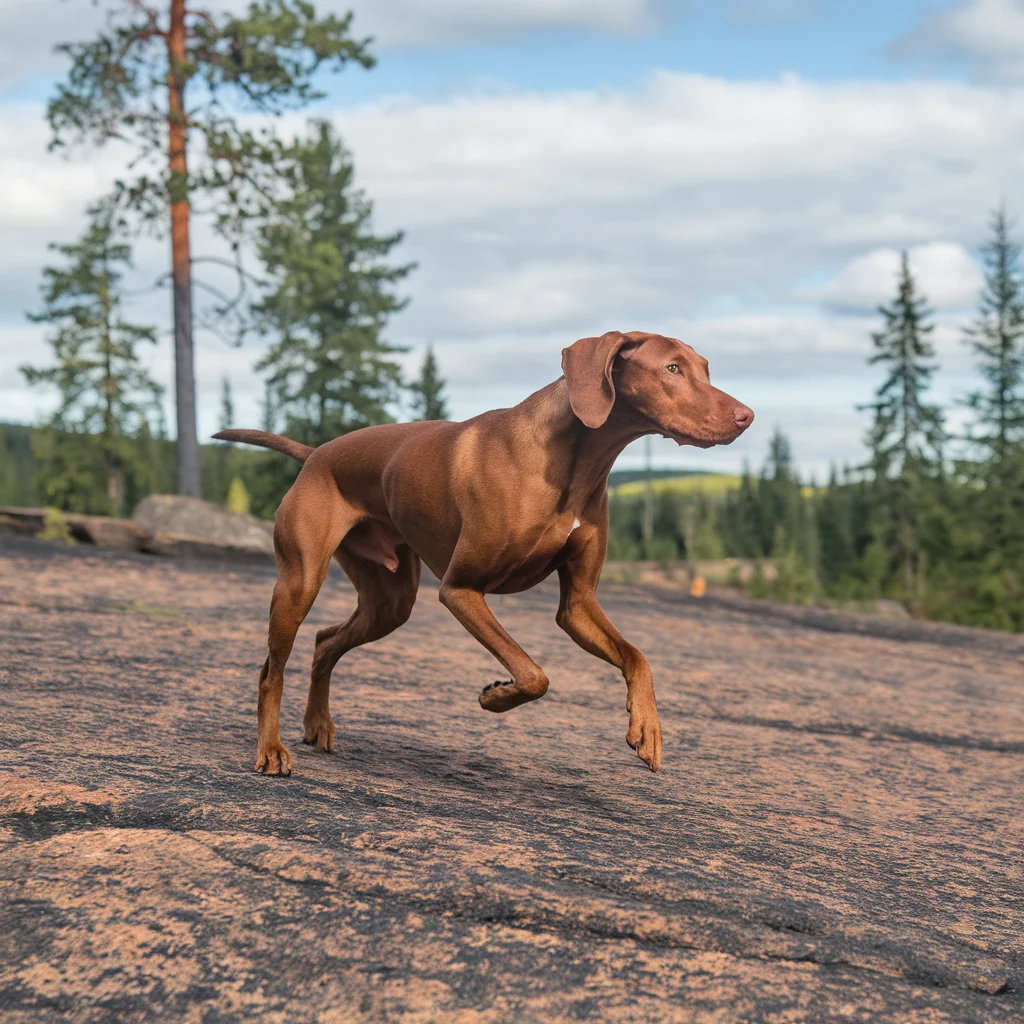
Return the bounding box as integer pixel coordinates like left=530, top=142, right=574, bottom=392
left=733, top=406, right=754, bottom=430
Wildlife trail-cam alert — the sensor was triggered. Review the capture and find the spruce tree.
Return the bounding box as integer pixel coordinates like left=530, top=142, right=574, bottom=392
left=860, top=251, right=944, bottom=599
left=22, top=198, right=163, bottom=515
left=958, top=207, right=1024, bottom=623
left=210, top=374, right=236, bottom=501
left=260, top=380, right=276, bottom=433
left=718, top=463, right=761, bottom=559
left=219, top=376, right=235, bottom=433
left=964, top=206, right=1024, bottom=465
left=254, top=120, right=413, bottom=447
left=815, top=466, right=857, bottom=590
left=759, top=428, right=805, bottom=555
left=410, top=345, right=450, bottom=420
left=47, top=1, right=374, bottom=497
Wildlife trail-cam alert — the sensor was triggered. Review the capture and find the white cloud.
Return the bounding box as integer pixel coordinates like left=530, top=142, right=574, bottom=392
left=893, top=0, right=1024, bottom=84
left=2, top=72, right=1015, bottom=476
left=822, top=243, right=984, bottom=315
left=328, top=73, right=1016, bottom=343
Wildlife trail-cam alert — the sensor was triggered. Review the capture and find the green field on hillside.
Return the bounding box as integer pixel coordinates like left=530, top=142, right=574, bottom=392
left=611, top=474, right=743, bottom=499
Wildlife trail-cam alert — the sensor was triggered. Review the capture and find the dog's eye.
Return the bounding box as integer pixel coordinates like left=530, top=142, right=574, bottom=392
left=666, top=364, right=680, bottom=374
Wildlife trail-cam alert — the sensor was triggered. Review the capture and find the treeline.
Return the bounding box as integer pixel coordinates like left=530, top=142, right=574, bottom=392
left=610, top=211, right=1024, bottom=632
left=0, top=421, right=284, bottom=519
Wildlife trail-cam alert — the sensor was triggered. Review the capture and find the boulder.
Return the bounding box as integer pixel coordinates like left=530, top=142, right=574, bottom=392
left=133, top=495, right=274, bottom=559
left=872, top=597, right=912, bottom=620
left=69, top=514, right=150, bottom=551
left=0, top=507, right=45, bottom=536
left=0, top=507, right=146, bottom=550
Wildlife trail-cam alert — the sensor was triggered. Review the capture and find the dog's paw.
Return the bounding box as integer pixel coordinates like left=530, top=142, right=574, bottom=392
left=479, top=679, right=518, bottom=712
left=254, top=742, right=293, bottom=776
left=479, top=677, right=548, bottom=713
left=626, top=703, right=663, bottom=772
left=302, top=715, right=336, bottom=752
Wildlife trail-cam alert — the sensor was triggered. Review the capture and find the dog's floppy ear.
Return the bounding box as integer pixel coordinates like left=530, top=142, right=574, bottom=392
left=561, top=331, right=639, bottom=429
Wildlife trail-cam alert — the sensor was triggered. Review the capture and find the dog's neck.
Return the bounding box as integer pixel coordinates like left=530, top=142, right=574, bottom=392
left=514, top=378, right=651, bottom=511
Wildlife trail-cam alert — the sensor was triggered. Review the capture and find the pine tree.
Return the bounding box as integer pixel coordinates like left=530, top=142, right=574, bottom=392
left=687, top=495, right=725, bottom=561
left=759, top=428, right=803, bottom=554
left=955, top=207, right=1024, bottom=624
left=860, top=251, right=944, bottom=599
left=260, top=380, right=276, bottom=433
left=410, top=345, right=450, bottom=421
left=207, top=374, right=236, bottom=501
left=219, top=376, right=235, bottom=432
left=718, top=463, right=761, bottom=559
left=47, top=1, right=374, bottom=497
left=964, top=206, right=1024, bottom=465
left=21, top=198, right=163, bottom=515
left=254, top=120, right=413, bottom=447
left=816, top=465, right=855, bottom=588
left=864, top=252, right=943, bottom=474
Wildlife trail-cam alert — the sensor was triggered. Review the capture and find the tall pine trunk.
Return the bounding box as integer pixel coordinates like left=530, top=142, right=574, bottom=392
left=167, top=0, right=200, bottom=497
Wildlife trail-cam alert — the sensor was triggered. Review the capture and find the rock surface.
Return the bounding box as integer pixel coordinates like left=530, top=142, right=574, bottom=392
left=1, top=535, right=1022, bottom=1023
left=133, top=494, right=274, bottom=557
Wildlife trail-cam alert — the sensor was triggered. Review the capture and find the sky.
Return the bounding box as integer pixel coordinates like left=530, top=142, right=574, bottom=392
left=2, top=0, right=1024, bottom=477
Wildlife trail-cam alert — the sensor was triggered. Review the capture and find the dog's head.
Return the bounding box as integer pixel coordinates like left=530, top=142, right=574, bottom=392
left=561, top=330, right=753, bottom=447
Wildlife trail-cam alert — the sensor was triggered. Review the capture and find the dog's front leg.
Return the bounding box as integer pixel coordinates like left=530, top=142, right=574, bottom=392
left=555, top=535, right=663, bottom=772
left=438, top=582, right=550, bottom=712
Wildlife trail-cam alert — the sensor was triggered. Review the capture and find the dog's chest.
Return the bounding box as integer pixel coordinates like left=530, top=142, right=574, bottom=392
left=490, top=513, right=581, bottom=593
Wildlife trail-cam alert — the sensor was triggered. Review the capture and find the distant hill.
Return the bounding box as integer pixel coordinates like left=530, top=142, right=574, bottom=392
left=607, top=468, right=717, bottom=488
left=611, top=473, right=743, bottom=499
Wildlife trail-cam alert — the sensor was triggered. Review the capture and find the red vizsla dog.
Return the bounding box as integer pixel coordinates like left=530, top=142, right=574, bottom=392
left=216, top=331, right=753, bottom=776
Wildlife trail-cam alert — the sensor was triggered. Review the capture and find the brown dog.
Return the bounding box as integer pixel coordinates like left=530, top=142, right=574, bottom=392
left=216, top=331, right=753, bottom=776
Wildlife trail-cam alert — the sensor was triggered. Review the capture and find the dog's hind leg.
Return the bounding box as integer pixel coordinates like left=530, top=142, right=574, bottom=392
left=255, top=476, right=356, bottom=776
left=303, top=542, right=421, bottom=751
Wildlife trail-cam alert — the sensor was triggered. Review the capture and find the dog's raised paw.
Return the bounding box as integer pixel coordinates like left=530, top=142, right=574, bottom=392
left=479, top=679, right=515, bottom=710
left=478, top=677, right=548, bottom=713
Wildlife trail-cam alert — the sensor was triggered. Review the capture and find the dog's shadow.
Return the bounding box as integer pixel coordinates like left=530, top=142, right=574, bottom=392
left=290, top=725, right=639, bottom=831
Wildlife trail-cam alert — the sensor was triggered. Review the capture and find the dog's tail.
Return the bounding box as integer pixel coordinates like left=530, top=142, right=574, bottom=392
left=212, top=429, right=315, bottom=464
